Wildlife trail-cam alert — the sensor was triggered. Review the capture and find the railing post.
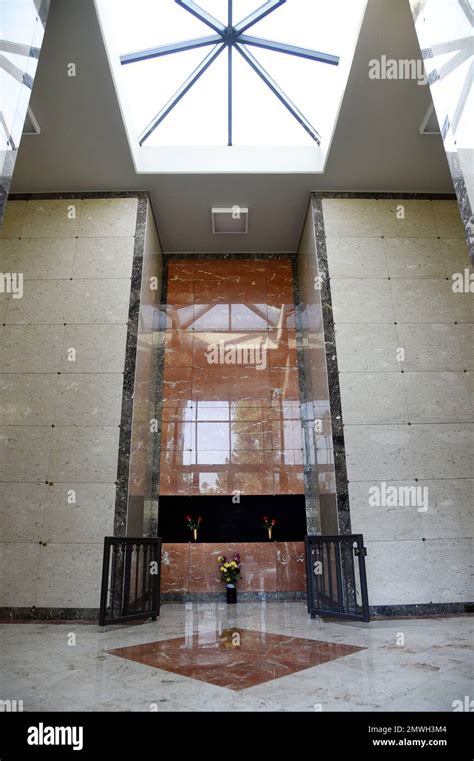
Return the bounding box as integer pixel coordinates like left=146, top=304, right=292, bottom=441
left=99, top=537, right=111, bottom=627
left=355, top=537, right=370, bottom=622
left=99, top=537, right=162, bottom=626
left=152, top=539, right=162, bottom=620
left=305, top=534, right=370, bottom=622
left=304, top=536, right=314, bottom=615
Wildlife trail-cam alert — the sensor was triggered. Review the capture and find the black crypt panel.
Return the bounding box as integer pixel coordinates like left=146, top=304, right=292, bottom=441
left=158, top=494, right=307, bottom=543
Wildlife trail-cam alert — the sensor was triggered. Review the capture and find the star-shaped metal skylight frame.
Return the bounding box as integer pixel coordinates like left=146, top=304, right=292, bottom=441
left=120, top=0, right=340, bottom=146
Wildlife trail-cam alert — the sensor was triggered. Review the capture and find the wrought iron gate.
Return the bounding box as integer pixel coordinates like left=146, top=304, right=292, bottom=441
left=99, top=537, right=162, bottom=626
left=305, top=535, right=370, bottom=622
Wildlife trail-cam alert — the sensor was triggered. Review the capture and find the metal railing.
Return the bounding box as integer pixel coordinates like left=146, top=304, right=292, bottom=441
left=99, top=537, right=162, bottom=626
left=305, top=534, right=370, bottom=622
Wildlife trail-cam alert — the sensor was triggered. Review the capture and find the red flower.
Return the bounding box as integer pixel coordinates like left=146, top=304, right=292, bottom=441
left=198, top=516, right=202, bottom=524
left=272, top=518, right=277, bottom=526
left=263, top=515, right=268, bottom=522
left=185, top=515, right=191, bottom=522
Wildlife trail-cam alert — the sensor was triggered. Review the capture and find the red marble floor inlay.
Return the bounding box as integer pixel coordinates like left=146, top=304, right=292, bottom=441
left=106, top=629, right=363, bottom=690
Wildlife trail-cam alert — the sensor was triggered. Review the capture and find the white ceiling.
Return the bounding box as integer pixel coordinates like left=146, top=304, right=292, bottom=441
left=11, top=0, right=454, bottom=252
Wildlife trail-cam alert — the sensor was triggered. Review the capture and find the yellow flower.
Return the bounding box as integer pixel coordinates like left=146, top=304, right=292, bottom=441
left=220, top=566, right=225, bottom=571
left=226, top=577, right=231, bottom=582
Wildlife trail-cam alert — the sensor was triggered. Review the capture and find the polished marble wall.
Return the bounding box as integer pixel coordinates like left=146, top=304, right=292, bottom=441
left=321, top=197, right=473, bottom=606
left=296, top=210, right=341, bottom=535
left=123, top=206, right=163, bottom=537
left=160, top=258, right=304, bottom=497
left=0, top=196, right=138, bottom=609
left=161, top=541, right=306, bottom=595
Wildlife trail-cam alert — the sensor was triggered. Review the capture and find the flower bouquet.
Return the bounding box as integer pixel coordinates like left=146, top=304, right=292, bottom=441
left=217, top=553, right=241, bottom=603
left=262, top=516, right=277, bottom=540
left=185, top=515, right=202, bottom=541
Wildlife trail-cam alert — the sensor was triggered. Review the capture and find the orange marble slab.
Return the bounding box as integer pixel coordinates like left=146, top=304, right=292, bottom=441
left=161, top=542, right=306, bottom=593
left=159, top=450, right=191, bottom=495
left=160, top=544, right=190, bottom=594
left=276, top=541, right=307, bottom=592
left=106, top=628, right=363, bottom=690
left=162, top=365, right=193, bottom=403
left=161, top=420, right=195, bottom=450
left=270, top=367, right=301, bottom=401
left=191, top=468, right=229, bottom=495
left=192, top=366, right=232, bottom=401
left=163, top=330, right=193, bottom=366
left=267, top=328, right=298, bottom=367
left=166, top=262, right=194, bottom=306
left=188, top=542, right=277, bottom=593
left=160, top=257, right=303, bottom=496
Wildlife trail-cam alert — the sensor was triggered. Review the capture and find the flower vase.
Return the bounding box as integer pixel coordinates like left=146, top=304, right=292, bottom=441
left=226, top=584, right=237, bottom=604
left=193, top=528, right=197, bottom=541
left=267, top=527, right=273, bottom=540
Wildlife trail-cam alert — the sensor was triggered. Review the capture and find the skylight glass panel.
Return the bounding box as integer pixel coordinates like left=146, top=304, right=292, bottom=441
left=98, top=0, right=366, bottom=149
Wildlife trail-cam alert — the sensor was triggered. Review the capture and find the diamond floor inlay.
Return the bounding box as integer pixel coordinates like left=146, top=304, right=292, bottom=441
left=106, top=628, right=364, bottom=690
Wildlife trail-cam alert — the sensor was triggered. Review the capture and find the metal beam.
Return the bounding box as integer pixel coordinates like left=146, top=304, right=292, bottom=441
left=0, top=39, right=40, bottom=58
left=234, top=0, right=286, bottom=34
left=0, top=110, right=15, bottom=149
left=451, top=59, right=473, bottom=133
left=228, top=0, right=233, bottom=145
left=0, top=54, right=33, bottom=88
left=239, top=35, right=339, bottom=65
left=235, top=43, right=321, bottom=144
left=433, top=44, right=471, bottom=81
left=120, top=35, right=221, bottom=65
left=228, top=45, right=233, bottom=146
left=139, top=44, right=225, bottom=145
left=421, top=36, right=471, bottom=55
left=175, top=0, right=226, bottom=35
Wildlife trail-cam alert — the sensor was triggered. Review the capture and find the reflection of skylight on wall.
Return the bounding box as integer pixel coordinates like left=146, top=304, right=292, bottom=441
left=96, top=0, right=367, bottom=150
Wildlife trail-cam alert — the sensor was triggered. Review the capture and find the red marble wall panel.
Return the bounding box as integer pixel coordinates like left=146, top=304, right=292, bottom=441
left=275, top=541, right=307, bottom=592
left=188, top=542, right=277, bottom=593
left=160, top=259, right=304, bottom=496
left=161, top=542, right=306, bottom=594
left=161, top=543, right=190, bottom=593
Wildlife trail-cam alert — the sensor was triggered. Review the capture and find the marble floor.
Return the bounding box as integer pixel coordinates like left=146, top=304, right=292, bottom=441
left=0, top=603, right=472, bottom=712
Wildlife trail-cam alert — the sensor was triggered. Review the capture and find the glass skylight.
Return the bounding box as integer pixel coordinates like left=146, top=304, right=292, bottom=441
left=120, top=0, right=340, bottom=147
left=97, top=0, right=367, bottom=151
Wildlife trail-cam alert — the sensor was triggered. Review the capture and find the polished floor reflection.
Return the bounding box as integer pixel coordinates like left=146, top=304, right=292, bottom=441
left=107, top=628, right=362, bottom=690
left=0, top=603, right=472, bottom=712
